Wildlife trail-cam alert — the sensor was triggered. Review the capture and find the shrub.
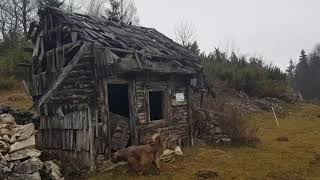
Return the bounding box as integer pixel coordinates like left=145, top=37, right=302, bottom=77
left=0, top=38, right=32, bottom=90
left=217, top=103, right=260, bottom=146
left=0, top=76, right=16, bottom=90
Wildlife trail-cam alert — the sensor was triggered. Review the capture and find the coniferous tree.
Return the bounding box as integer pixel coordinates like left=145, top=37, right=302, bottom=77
left=295, top=50, right=310, bottom=98
left=309, top=52, right=320, bottom=98
left=286, top=59, right=295, bottom=86
left=186, top=41, right=200, bottom=56
left=106, top=0, right=139, bottom=24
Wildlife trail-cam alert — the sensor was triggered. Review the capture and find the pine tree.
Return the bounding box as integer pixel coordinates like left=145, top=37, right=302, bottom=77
left=295, top=49, right=310, bottom=98
left=308, top=52, right=320, bottom=98
left=106, top=0, right=139, bottom=24
left=186, top=41, right=200, bottom=56
left=286, top=59, right=295, bottom=86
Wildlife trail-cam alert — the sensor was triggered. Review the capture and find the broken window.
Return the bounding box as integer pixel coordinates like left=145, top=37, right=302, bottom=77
left=149, top=91, right=165, bottom=121
left=108, top=84, right=130, bottom=118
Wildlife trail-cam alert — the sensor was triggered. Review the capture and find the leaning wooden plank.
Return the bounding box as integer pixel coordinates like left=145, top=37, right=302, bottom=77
left=88, top=106, right=96, bottom=171
left=31, top=42, right=90, bottom=109
left=38, top=37, right=45, bottom=63
left=21, top=80, right=31, bottom=96
left=32, top=36, right=41, bottom=57
left=98, top=162, right=127, bottom=173
left=134, top=51, right=143, bottom=69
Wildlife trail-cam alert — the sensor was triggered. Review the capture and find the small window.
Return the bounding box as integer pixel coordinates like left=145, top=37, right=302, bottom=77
left=149, top=91, right=165, bottom=121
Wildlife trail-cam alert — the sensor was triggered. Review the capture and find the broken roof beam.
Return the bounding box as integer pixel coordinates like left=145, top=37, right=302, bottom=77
left=134, top=51, right=143, bottom=69
left=31, top=42, right=91, bottom=109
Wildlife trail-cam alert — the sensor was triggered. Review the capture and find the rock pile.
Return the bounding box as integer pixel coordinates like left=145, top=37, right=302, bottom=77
left=0, top=114, right=63, bottom=180
left=0, top=105, right=40, bottom=128
left=254, top=97, right=287, bottom=117
left=194, top=109, right=231, bottom=144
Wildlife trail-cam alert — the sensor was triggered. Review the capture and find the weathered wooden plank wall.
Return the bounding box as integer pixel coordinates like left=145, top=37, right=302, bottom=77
left=39, top=104, right=94, bottom=165
left=135, top=78, right=190, bottom=148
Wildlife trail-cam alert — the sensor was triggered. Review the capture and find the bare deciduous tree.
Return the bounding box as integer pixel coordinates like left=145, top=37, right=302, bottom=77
left=0, top=0, right=21, bottom=39
left=175, top=19, right=195, bottom=46
left=86, top=0, right=106, bottom=16
left=0, top=0, right=37, bottom=39
left=66, top=0, right=81, bottom=13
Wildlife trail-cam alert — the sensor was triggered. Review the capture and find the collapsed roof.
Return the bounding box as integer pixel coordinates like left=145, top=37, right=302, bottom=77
left=29, top=6, right=203, bottom=73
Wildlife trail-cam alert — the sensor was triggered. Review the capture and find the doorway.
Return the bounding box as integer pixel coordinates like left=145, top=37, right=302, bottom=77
left=107, top=84, right=130, bottom=117
left=107, top=83, right=131, bottom=150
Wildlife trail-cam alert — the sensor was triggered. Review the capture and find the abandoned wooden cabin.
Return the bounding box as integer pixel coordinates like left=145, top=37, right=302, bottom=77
left=25, top=6, right=206, bottom=168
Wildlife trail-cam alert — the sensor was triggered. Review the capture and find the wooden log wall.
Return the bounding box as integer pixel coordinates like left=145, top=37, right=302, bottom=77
left=135, top=78, right=190, bottom=147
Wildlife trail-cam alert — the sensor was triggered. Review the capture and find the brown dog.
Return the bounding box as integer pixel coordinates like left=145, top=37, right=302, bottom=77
left=111, top=133, right=162, bottom=174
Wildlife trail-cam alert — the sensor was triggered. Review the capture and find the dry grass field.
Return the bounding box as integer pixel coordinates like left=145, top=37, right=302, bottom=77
left=0, top=85, right=32, bottom=110
left=89, top=103, right=320, bottom=180
left=1, top=88, right=319, bottom=179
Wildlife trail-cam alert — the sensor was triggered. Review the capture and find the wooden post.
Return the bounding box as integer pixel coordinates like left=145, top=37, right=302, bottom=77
left=271, top=107, right=280, bottom=127
left=102, top=80, right=111, bottom=158
left=297, top=90, right=303, bottom=101
left=88, top=106, right=96, bottom=171
left=187, top=85, right=194, bottom=146
left=129, top=80, right=138, bottom=145
left=200, top=91, right=204, bottom=109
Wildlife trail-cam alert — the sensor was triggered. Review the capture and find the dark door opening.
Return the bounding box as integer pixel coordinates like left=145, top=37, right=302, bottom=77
left=149, top=91, right=164, bottom=121
left=108, top=84, right=130, bottom=118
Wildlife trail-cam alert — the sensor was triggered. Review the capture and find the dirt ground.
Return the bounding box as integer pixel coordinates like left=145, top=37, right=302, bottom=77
left=89, top=103, right=320, bottom=180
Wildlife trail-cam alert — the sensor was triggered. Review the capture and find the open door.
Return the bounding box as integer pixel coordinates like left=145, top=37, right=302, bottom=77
left=107, top=83, right=131, bottom=152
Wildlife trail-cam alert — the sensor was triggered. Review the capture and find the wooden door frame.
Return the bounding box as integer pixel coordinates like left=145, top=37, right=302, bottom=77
left=104, top=79, right=138, bottom=149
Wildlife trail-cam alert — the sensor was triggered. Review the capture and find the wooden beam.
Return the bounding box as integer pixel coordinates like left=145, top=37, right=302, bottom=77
left=32, top=36, right=41, bottom=57
left=31, top=42, right=90, bottom=109
left=17, top=63, right=32, bottom=67
left=88, top=106, right=96, bottom=171
left=102, top=80, right=111, bottom=158
left=109, top=47, right=134, bottom=54
left=129, top=80, right=138, bottom=145
left=134, top=51, right=142, bottom=70
left=187, top=85, right=194, bottom=146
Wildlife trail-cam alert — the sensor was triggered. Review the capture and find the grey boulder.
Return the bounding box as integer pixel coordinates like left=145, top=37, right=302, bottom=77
left=13, top=157, right=43, bottom=174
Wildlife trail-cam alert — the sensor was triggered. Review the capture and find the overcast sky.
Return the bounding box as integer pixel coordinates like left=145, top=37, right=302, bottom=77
left=134, top=0, right=320, bottom=69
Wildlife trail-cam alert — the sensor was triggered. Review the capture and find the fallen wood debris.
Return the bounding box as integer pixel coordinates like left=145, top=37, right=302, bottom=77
left=160, top=146, right=184, bottom=163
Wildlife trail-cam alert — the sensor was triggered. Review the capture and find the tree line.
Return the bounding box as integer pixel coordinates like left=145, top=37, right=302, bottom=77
left=286, top=47, right=320, bottom=100
left=187, top=42, right=287, bottom=98
left=173, top=19, right=288, bottom=98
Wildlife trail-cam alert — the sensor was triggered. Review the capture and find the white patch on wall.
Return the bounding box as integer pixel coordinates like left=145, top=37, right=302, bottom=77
left=175, top=93, right=185, bottom=102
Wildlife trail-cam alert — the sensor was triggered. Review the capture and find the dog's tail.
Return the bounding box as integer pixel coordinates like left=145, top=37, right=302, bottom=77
left=152, top=133, right=161, bottom=150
